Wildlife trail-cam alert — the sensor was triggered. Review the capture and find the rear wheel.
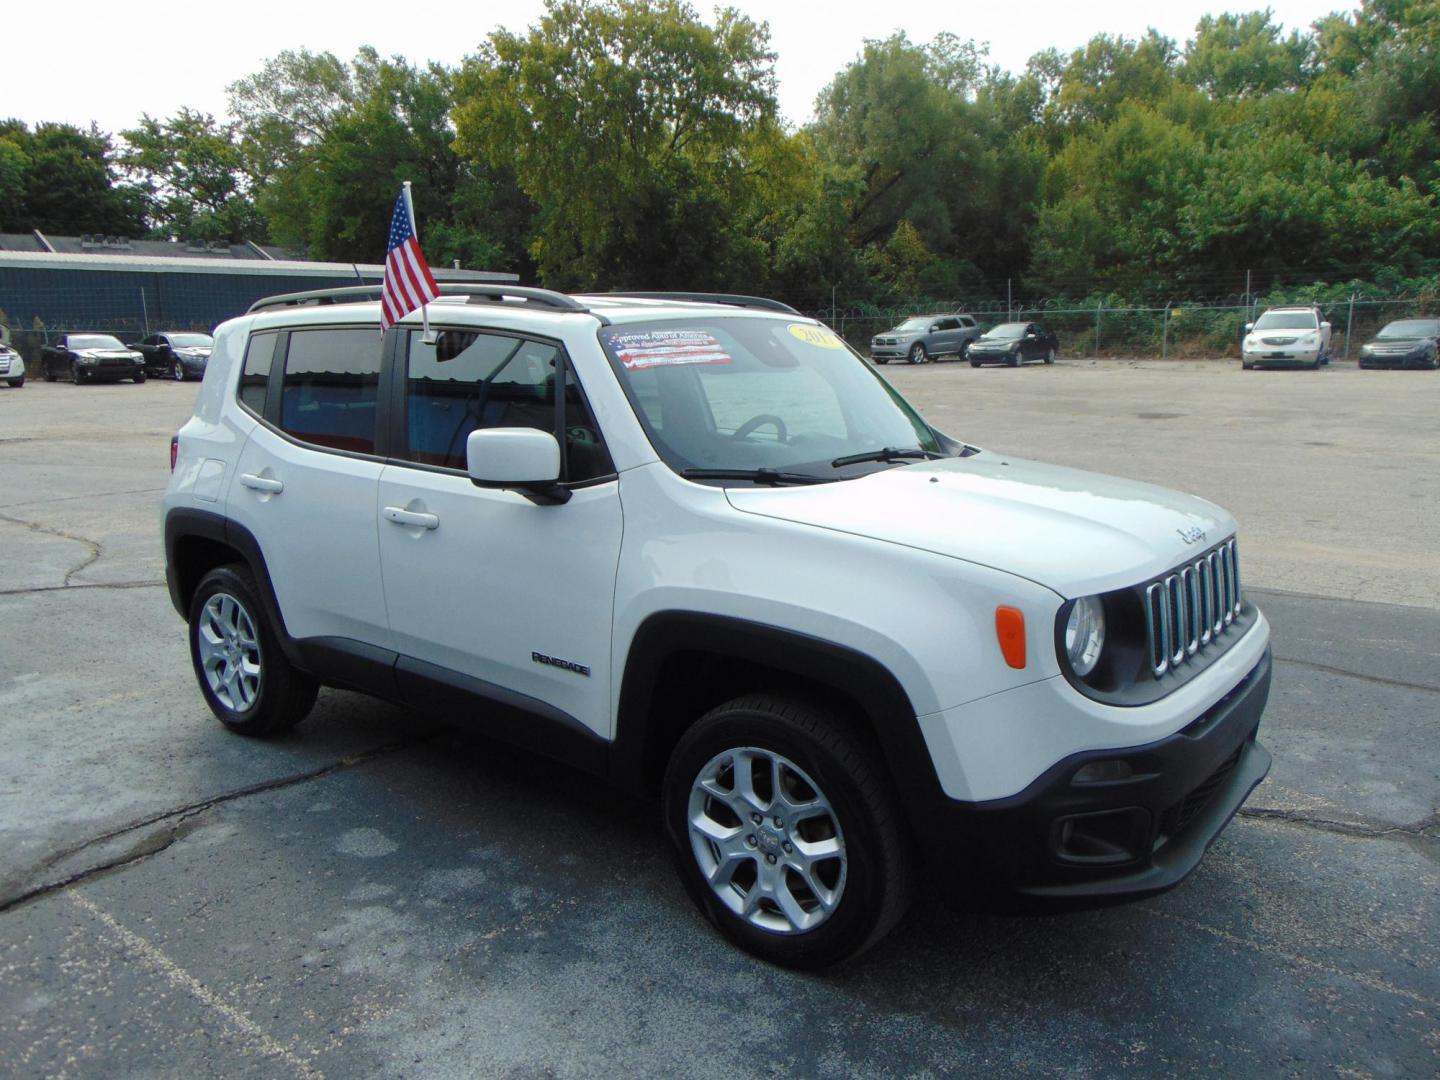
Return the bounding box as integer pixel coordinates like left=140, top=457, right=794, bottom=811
left=663, top=694, right=915, bottom=968
left=188, top=564, right=318, bottom=737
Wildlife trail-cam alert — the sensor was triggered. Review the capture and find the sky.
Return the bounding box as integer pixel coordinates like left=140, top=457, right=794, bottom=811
left=7, top=0, right=1349, bottom=134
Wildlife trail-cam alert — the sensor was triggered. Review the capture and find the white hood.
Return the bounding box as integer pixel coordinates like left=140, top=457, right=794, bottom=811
left=724, top=451, right=1235, bottom=598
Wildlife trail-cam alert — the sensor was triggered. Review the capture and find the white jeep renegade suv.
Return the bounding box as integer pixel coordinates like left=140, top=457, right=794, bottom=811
left=163, top=285, right=1272, bottom=967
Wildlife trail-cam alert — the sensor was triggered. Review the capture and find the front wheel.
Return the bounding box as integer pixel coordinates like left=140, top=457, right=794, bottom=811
left=6, top=376, right=22, bottom=388
left=663, top=694, right=915, bottom=968
left=969, top=358, right=982, bottom=368
left=1044, top=347, right=1056, bottom=364
left=133, top=372, right=146, bottom=383
left=43, top=361, right=56, bottom=382
left=1006, top=351, right=1021, bottom=367
left=73, top=366, right=86, bottom=384
left=173, top=360, right=186, bottom=381
left=907, top=342, right=927, bottom=365
left=188, top=564, right=318, bottom=736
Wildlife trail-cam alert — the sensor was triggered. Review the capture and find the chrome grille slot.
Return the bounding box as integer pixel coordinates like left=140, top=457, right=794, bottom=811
left=1145, top=582, right=1168, bottom=676
left=1165, top=574, right=1186, bottom=665
left=1181, top=565, right=1200, bottom=655
left=1144, top=538, right=1244, bottom=680
left=1196, top=558, right=1213, bottom=645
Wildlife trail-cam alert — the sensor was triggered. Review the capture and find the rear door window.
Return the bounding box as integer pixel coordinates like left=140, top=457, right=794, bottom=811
left=277, top=328, right=382, bottom=454
left=239, top=332, right=278, bottom=416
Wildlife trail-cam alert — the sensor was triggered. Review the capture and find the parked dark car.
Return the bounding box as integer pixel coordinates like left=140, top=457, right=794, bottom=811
left=0, top=341, right=23, bottom=387
left=1358, top=318, right=1440, bottom=370
left=967, top=322, right=1059, bottom=367
left=137, top=332, right=215, bottom=380
left=40, top=334, right=146, bottom=384
left=870, top=313, right=982, bottom=364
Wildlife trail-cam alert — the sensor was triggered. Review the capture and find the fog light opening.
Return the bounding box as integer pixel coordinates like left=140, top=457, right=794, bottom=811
left=1072, top=759, right=1134, bottom=785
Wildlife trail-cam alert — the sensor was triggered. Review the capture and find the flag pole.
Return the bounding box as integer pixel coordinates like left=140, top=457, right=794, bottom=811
left=401, top=180, right=434, bottom=343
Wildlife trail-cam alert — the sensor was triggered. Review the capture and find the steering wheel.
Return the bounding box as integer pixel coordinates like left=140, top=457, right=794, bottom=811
left=730, top=413, right=788, bottom=443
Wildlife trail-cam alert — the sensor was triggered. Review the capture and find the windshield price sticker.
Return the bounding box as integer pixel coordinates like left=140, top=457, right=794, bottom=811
left=612, top=331, right=734, bottom=370
left=788, top=324, right=844, bottom=349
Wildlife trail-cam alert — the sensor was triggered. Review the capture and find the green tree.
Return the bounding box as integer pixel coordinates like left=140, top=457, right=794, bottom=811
left=1181, top=11, right=1312, bottom=98
left=119, top=110, right=264, bottom=242
left=452, top=0, right=777, bottom=289
left=0, top=121, right=145, bottom=235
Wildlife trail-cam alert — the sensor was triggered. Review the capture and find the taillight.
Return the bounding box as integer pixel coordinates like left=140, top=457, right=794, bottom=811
left=170, top=434, right=179, bottom=472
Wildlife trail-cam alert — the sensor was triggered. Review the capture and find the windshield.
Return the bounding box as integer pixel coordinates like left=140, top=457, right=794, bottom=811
left=69, top=335, right=126, bottom=350
left=1253, top=311, right=1318, bottom=331
left=168, top=333, right=213, bottom=348
left=894, top=318, right=930, bottom=332
left=983, top=323, right=1026, bottom=339
left=1376, top=320, right=1438, bottom=340
left=599, top=318, right=946, bottom=480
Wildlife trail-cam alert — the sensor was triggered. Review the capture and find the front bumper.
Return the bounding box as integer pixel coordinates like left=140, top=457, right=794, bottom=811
left=870, top=343, right=912, bottom=360
left=1360, top=351, right=1430, bottom=368
left=920, top=648, right=1272, bottom=908
left=1244, top=346, right=1320, bottom=366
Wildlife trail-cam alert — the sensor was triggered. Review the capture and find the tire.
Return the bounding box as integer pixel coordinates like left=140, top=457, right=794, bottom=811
left=663, top=693, right=915, bottom=969
left=188, top=564, right=318, bottom=737
left=73, top=367, right=86, bottom=384
left=1242, top=362, right=1254, bottom=370
left=1006, top=350, right=1021, bottom=367
left=6, top=376, right=22, bottom=388
left=874, top=358, right=889, bottom=365
left=43, top=361, right=56, bottom=382
left=173, top=360, right=186, bottom=381
left=969, top=359, right=981, bottom=368
left=1044, top=348, right=1056, bottom=364
left=1429, top=350, right=1439, bottom=370
left=907, top=342, right=927, bottom=365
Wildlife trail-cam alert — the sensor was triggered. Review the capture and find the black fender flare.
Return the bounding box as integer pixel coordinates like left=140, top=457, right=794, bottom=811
left=609, top=611, right=951, bottom=854
left=164, top=506, right=301, bottom=665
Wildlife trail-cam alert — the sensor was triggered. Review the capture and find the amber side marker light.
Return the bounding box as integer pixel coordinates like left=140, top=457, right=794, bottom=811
left=995, top=606, right=1026, bottom=669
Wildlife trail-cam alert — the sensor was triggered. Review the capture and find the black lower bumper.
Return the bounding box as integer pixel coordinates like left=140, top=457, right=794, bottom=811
left=924, top=648, right=1272, bottom=909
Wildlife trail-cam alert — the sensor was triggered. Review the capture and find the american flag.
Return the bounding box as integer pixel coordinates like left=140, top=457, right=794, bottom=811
left=380, top=187, right=439, bottom=331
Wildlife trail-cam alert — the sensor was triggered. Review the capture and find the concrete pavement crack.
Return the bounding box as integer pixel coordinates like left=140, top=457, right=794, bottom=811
left=1238, top=806, right=1439, bottom=842
left=0, top=734, right=432, bottom=915
left=0, top=579, right=165, bottom=597
left=1272, top=654, right=1440, bottom=694
left=0, top=510, right=103, bottom=585
left=0, top=485, right=167, bottom=510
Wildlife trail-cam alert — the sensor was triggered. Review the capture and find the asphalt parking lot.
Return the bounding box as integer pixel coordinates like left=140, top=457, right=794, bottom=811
left=1, top=360, right=1437, bottom=1077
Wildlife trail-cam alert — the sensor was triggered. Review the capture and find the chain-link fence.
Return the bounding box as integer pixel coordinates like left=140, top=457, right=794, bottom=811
left=797, top=295, right=1437, bottom=359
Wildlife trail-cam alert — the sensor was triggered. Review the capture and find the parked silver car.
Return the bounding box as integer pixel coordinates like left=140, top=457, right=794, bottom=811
left=871, top=313, right=981, bottom=364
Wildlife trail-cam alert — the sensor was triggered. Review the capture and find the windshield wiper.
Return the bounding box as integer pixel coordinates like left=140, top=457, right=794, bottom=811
left=681, top=468, right=829, bottom=486
left=830, top=447, right=942, bottom=469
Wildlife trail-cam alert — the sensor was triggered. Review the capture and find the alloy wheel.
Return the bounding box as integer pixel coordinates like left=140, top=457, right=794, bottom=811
left=197, top=592, right=262, bottom=711
left=687, top=746, right=847, bottom=934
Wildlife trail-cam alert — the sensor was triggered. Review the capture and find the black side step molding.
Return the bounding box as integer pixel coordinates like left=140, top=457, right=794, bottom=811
left=395, top=655, right=606, bottom=775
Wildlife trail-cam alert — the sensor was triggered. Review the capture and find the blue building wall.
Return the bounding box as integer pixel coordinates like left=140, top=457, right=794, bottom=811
left=0, top=264, right=378, bottom=340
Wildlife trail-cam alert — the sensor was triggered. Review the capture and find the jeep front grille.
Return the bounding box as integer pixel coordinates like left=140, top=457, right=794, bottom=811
left=1144, top=538, right=1242, bottom=677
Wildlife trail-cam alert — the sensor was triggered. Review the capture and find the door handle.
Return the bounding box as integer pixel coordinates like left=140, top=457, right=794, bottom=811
left=383, top=506, right=439, bottom=530
left=239, top=473, right=284, bottom=494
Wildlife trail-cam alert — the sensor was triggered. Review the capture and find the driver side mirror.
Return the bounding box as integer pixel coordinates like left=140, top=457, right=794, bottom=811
left=1244, top=322, right=1254, bottom=333
left=1321, top=321, right=1332, bottom=331
left=928, top=324, right=939, bottom=332
left=466, top=428, right=569, bottom=505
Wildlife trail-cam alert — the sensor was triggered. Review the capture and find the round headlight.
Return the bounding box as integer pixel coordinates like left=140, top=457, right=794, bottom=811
left=1065, top=596, right=1106, bottom=678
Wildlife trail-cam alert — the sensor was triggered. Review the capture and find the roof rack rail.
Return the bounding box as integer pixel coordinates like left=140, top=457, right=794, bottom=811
left=596, top=291, right=801, bottom=315
left=247, top=284, right=599, bottom=317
